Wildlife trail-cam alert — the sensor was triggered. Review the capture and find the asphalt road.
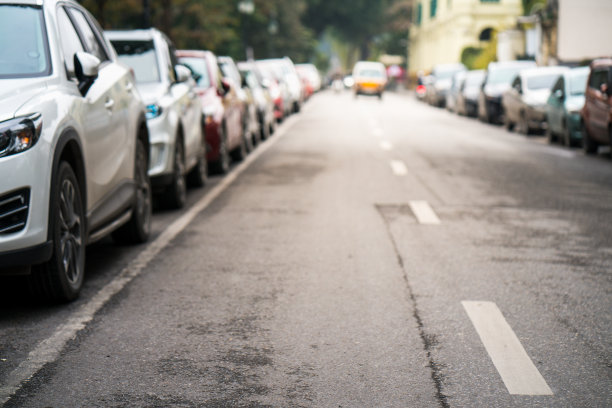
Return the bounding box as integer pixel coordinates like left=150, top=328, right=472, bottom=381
left=1, top=90, right=611, bottom=407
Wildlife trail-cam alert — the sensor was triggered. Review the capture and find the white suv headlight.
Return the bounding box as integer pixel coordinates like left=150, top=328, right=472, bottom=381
left=0, top=113, right=42, bottom=158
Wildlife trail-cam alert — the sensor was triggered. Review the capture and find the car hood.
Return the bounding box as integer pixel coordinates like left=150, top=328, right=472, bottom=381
left=435, top=78, right=452, bottom=91
left=565, top=95, right=585, bottom=112
left=0, top=78, right=48, bottom=121
left=484, top=83, right=509, bottom=98
left=136, top=82, right=169, bottom=105
left=524, top=89, right=550, bottom=106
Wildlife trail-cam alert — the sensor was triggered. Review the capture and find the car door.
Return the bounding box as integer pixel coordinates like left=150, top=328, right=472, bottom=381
left=547, top=77, right=564, bottom=133
left=505, top=76, right=521, bottom=123
left=586, top=68, right=609, bottom=141
left=164, top=38, right=201, bottom=170
left=57, top=6, right=132, bottom=216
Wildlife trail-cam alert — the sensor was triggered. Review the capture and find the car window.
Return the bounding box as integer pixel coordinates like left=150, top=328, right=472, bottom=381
left=178, top=57, right=211, bottom=88
left=588, top=69, right=608, bottom=90
left=164, top=37, right=178, bottom=83
left=526, top=73, right=561, bottom=91
left=112, top=40, right=160, bottom=83
left=0, top=4, right=51, bottom=78
left=56, top=6, right=85, bottom=78
left=551, top=77, right=563, bottom=93
left=67, top=7, right=109, bottom=63
left=568, top=71, right=588, bottom=96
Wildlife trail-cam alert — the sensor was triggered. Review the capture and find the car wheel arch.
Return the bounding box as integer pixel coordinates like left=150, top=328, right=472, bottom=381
left=50, top=129, right=87, bottom=239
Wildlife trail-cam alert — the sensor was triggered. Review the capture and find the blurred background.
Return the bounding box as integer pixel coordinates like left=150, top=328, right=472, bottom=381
left=78, top=0, right=612, bottom=86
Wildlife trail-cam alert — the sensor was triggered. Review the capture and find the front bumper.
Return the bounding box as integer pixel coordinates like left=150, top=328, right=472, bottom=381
left=146, top=111, right=177, bottom=181
left=0, top=142, right=52, bottom=259
left=485, top=96, right=503, bottom=122
left=526, top=107, right=548, bottom=131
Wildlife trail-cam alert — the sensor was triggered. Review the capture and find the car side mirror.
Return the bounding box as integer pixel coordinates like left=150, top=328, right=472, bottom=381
left=220, top=78, right=231, bottom=94
left=74, top=52, right=100, bottom=96
left=175, top=65, right=191, bottom=83
left=261, top=78, right=271, bottom=89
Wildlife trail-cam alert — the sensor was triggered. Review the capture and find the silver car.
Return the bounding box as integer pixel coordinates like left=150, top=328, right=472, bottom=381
left=107, top=29, right=207, bottom=209
left=502, top=66, right=569, bottom=135
left=0, top=0, right=152, bottom=301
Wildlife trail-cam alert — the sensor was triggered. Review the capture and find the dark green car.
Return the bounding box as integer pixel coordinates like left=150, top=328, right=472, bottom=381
left=546, top=67, right=590, bottom=147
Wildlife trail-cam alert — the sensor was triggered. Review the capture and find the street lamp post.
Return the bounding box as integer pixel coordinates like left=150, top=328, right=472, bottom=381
left=238, top=0, right=255, bottom=60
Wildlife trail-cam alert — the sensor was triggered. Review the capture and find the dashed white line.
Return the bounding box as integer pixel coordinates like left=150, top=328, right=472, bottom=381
left=389, top=159, right=408, bottom=176
left=462, top=301, right=553, bottom=396
left=380, top=140, right=393, bottom=151
left=0, top=114, right=301, bottom=406
left=408, top=200, right=440, bottom=225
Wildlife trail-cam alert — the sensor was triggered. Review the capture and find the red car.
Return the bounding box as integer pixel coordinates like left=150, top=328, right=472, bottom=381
left=581, top=59, right=612, bottom=155
left=176, top=50, right=245, bottom=174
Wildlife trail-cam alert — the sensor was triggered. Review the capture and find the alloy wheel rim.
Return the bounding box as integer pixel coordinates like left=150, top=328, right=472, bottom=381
left=58, top=179, right=82, bottom=285
left=136, top=144, right=152, bottom=233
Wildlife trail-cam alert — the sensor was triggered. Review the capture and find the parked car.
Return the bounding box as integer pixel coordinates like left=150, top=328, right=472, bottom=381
left=295, top=63, right=322, bottom=99
left=0, top=0, right=152, bottom=301
left=581, top=59, right=612, bottom=155
left=502, top=66, right=568, bottom=135
left=238, top=61, right=276, bottom=141
left=175, top=49, right=233, bottom=174
left=478, top=60, right=537, bottom=124
left=352, top=61, right=387, bottom=98
left=546, top=66, right=590, bottom=146
left=254, top=61, right=289, bottom=122
left=446, top=71, right=467, bottom=113
left=426, top=63, right=467, bottom=107
left=107, top=29, right=206, bottom=209
left=217, top=56, right=251, bottom=158
left=258, top=58, right=304, bottom=112
left=456, top=70, right=486, bottom=117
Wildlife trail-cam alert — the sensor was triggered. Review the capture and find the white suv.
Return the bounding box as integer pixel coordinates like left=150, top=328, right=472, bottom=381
left=106, top=29, right=207, bottom=209
left=0, top=0, right=152, bottom=301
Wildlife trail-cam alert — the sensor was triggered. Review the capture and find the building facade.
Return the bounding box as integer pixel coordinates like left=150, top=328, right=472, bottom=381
left=409, top=0, right=523, bottom=75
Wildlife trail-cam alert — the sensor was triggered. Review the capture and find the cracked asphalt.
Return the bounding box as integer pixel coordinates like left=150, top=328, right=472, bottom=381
left=1, top=90, right=611, bottom=407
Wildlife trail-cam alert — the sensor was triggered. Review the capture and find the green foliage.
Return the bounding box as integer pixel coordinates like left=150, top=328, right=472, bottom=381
left=461, top=46, right=484, bottom=70
left=79, top=0, right=409, bottom=66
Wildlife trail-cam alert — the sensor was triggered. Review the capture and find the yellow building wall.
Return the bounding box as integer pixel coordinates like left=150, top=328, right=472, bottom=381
left=409, top=0, right=523, bottom=75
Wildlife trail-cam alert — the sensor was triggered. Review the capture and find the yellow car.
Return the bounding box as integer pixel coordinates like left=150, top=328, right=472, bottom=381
left=353, top=61, right=387, bottom=98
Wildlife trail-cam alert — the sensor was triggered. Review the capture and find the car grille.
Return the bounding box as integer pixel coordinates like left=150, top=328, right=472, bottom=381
left=0, top=188, right=30, bottom=235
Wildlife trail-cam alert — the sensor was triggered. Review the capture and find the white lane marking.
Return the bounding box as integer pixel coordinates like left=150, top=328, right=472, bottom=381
left=372, top=128, right=384, bottom=138
left=389, top=160, right=408, bottom=176
left=380, top=140, right=393, bottom=151
left=462, top=301, right=553, bottom=396
left=408, top=200, right=441, bottom=225
left=0, top=114, right=300, bottom=406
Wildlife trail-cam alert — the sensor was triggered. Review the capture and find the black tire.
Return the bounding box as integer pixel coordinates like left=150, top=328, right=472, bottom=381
left=161, top=138, right=187, bottom=209
left=546, top=127, right=556, bottom=144
left=504, top=114, right=514, bottom=132
left=210, top=126, right=230, bottom=175
left=260, top=118, right=270, bottom=141
left=582, top=124, right=598, bottom=154
left=187, top=138, right=208, bottom=188
left=113, top=137, right=152, bottom=244
left=231, top=133, right=248, bottom=162
left=29, top=162, right=85, bottom=302
left=518, top=112, right=531, bottom=135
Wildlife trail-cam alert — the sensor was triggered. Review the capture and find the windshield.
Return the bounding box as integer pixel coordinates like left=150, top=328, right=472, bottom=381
left=568, top=71, right=588, bottom=96
left=434, top=69, right=463, bottom=80
left=111, top=40, right=160, bottom=83
left=357, top=69, right=384, bottom=78
left=465, top=72, right=485, bottom=87
left=0, top=5, right=51, bottom=79
left=488, top=67, right=524, bottom=85
left=526, top=73, right=561, bottom=90
left=178, top=57, right=211, bottom=88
